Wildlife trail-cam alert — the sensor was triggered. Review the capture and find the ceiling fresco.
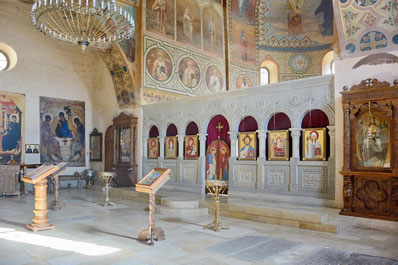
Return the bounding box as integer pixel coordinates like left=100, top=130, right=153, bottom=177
left=258, top=0, right=334, bottom=51
left=334, top=0, right=398, bottom=58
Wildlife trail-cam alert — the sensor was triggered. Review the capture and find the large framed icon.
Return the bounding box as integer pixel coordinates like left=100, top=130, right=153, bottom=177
left=184, top=135, right=198, bottom=160
left=268, top=130, right=289, bottom=161
left=238, top=132, right=256, bottom=160
left=89, top=128, right=102, bottom=161
left=165, top=136, right=177, bottom=159
left=302, top=128, right=327, bottom=161
left=148, top=137, right=159, bottom=159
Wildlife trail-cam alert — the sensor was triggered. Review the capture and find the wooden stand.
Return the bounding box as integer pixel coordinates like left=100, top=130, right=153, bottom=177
left=136, top=168, right=170, bottom=246
left=138, top=193, right=165, bottom=246
left=204, top=181, right=229, bottom=232
left=99, top=172, right=115, bottom=206
left=26, top=178, right=55, bottom=231
left=22, top=163, right=66, bottom=232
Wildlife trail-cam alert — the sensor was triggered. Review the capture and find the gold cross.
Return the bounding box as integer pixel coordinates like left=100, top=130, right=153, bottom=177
left=216, top=122, right=223, bottom=133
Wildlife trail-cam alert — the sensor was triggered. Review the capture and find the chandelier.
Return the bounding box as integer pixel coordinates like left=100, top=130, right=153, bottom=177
left=31, top=0, right=135, bottom=52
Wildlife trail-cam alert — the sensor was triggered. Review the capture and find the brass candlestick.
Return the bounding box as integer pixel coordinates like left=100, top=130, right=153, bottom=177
left=204, top=181, right=229, bottom=232
left=99, top=172, right=115, bottom=206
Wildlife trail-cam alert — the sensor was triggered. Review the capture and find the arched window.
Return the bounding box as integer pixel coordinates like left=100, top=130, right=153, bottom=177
left=260, top=68, right=270, bottom=85
left=0, top=43, right=17, bottom=71
left=0, top=51, right=9, bottom=71
left=260, top=58, right=279, bottom=84
left=321, top=50, right=334, bottom=75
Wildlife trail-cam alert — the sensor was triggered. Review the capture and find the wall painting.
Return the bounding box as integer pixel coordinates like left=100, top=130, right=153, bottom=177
left=235, top=74, right=254, bottom=89
left=178, top=57, right=201, bottom=89
left=231, top=20, right=257, bottom=66
left=40, top=97, right=85, bottom=167
left=0, top=91, right=24, bottom=165
left=146, top=47, right=173, bottom=82
left=205, top=65, right=224, bottom=92
left=146, top=0, right=175, bottom=38
left=203, top=7, right=224, bottom=57
left=176, top=0, right=201, bottom=48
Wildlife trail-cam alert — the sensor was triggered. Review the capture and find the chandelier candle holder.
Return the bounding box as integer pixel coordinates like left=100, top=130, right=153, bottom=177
left=31, top=0, right=136, bottom=51
left=204, top=180, right=229, bottom=232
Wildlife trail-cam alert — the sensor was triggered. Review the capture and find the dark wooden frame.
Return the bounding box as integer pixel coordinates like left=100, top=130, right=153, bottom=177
left=89, top=128, right=103, bottom=162
left=112, top=112, right=138, bottom=187
left=340, top=78, right=398, bottom=221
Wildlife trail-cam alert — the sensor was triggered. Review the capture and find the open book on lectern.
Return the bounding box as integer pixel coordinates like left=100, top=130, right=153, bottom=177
left=22, top=162, right=68, bottom=184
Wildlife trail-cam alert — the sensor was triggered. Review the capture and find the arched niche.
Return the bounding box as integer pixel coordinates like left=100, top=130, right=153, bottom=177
left=166, top=123, right=178, bottom=136
left=186, top=121, right=199, bottom=135
left=268, top=113, right=291, bottom=130
left=301, top=109, right=329, bottom=128
left=149, top=126, right=159, bottom=137
left=239, top=116, right=258, bottom=132
left=207, top=115, right=230, bottom=146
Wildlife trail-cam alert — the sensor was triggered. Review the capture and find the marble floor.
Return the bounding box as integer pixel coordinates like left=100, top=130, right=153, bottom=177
left=0, top=189, right=397, bottom=265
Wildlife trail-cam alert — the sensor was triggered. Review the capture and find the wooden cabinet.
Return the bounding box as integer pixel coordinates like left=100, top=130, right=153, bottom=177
left=341, top=79, right=398, bottom=221
left=112, top=113, right=138, bottom=187
left=0, top=165, right=20, bottom=196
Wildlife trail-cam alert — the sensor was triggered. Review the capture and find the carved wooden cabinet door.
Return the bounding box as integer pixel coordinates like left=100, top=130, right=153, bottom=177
left=112, top=113, right=138, bottom=187
left=340, top=79, right=398, bottom=221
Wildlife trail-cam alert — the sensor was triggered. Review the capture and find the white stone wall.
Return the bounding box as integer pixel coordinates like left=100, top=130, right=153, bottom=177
left=0, top=0, right=118, bottom=174
left=142, top=75, right=335, bottom=200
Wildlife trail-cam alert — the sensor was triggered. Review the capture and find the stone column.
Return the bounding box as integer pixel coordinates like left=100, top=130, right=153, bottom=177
left=198, top=134, right=207, bottom=194
left=228, top=131, right=238, bottom=188
left=228, top=131, right=238, bottom=158
left=289, top=128, right=301, bottom=159
left=289, top=128, right=301, bottom=192
left=143, top=137, right=148, bottom=159
left=327, top=126, right=335, bottom=159
left=177, top=135, right=185, bottom=159
left=158, top=136, right=165, bottom=159
left=256, top=130, right=267, bottom=159
left=158, top=135, right=165, bottom=168
left=176, top=135, right=185, bottom=183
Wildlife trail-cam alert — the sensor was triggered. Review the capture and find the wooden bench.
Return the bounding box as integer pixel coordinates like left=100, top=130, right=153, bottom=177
left=48, top=173, right=83, bottom=193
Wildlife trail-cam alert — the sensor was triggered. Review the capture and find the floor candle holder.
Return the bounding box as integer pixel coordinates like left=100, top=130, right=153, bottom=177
left=99, top=172, right=115, bottom=206
left=204, top=181, right=229, bottom=232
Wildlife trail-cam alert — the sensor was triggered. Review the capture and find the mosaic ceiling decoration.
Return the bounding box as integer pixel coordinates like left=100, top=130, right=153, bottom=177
left=334, top=0, right=398, bottom=58
left=258, top=0, right=334, bottom=51
left=101, top=46, right=139, bottom=108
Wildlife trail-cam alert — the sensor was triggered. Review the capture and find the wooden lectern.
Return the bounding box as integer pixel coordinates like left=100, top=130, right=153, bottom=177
left=136, top=168, right=170, bottom=246
left=22, top=162, right=67, bottom=232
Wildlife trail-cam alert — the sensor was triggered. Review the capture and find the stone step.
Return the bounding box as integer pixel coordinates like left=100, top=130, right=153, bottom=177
left=156, top=205, right=208, bottom=216
left=200, top=200, right=339, bottom=234
left=160, top=197, right=199, bottom=208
